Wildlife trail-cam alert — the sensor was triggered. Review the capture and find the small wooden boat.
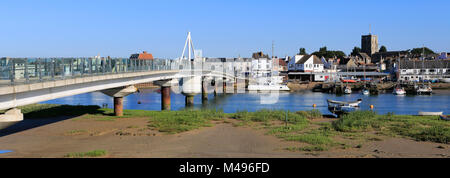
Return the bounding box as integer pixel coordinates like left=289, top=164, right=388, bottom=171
left=327, top=99, right=362, bottom=107
left=327, top=99, right=362, bottom=116
left=418, top=111, right=443, bottom=116
left=440, top=115, right=449, bottom=121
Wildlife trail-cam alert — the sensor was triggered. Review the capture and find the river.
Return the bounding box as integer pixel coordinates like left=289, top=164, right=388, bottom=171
left=40, top=88, right=450, bottom=115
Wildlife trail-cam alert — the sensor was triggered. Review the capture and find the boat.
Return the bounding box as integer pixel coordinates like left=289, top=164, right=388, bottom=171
left=344, top=86, right=352, bottom=94
left=362, top=88, right=369, bottom=95
left=327, top=99, right=362, bottom=116
left=439, top=115, right=449, bottom=121
left=418, top=111, right=443, bottom=116
left=340, top=79, right=357, bottom=83
left=247, top=84, right=290, bottom=91
left=327, top=99, right=362, bottom=107
left=247, top=76, right=290, bottom=91
left=415, top=84, right=432, bottom=95
left=393, top=87, right=406, bottom=95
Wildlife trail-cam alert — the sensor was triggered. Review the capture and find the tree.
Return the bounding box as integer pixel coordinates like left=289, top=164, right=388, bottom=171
left=298, top=48, right=307, bottom=55
left=379, top=46, right=387, bottom=53
left=312, top=46, right=346, bottom=59
left=410, top=47, right=435, bottom=56
left=350, top=47, right=361, bottom=56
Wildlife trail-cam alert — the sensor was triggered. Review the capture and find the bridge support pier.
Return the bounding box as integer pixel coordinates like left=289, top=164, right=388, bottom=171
left=161, top=86, right=171, bottom=111
left=202, top=78, right=208, bottom=103
left=114, top=97, right=124, bottom=116
left=154, top=80, right=174, bottom=111
left=185, top=94, right=195, bottom=107
left=223, top=77, right=227, bottom=94
left=101, top=85, right=138, bottom=116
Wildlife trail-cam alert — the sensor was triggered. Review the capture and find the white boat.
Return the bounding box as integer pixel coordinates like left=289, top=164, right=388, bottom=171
left=418, top=111, right=443, bottom=116
left=415, top=84, right=432, bottom=95
left=327, top=99, right=362, bottom=107
left=344, top=86, right=352, bottom=94
left=362, top=89, right=369, bottom=95
left=327, top=99, right=362, bottom=116
left=247, top=76, right=290, bottom=91
left=247, top=84, right=290, bottom=91
left=393, top=87, right=406, bottom=95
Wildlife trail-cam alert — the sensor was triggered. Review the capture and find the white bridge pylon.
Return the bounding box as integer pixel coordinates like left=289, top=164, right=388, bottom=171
left=180, top=32, right=196, bottom=61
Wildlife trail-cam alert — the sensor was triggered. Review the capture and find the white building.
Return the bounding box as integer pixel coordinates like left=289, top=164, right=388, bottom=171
left=397, top=59, right=450, bottom=82
left=251, top=58, right=272, bottom=78
left=288, top=55, right=324, bottom=72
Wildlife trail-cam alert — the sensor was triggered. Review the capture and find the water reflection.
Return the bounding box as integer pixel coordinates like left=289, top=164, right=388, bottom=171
left=42, top=88, right=450, bottom=115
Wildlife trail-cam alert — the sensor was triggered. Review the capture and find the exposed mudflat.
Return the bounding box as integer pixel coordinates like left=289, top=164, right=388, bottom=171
left=0, top=116, right=448, bottom=158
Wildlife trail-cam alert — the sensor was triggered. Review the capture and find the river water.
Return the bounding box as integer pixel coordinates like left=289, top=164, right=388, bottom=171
left=41, top=88, right=450, bottom=115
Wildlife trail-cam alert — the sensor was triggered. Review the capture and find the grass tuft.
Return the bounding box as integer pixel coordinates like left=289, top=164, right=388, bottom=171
left=64, top=150, right=107, bottom=158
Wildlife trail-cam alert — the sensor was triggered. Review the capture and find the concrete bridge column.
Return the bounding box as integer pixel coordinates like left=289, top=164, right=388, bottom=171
left=114, top=97, right=124, bottom=116
left=213, top=77, right=218, bottom=97
left=154, top=80, right=173, bottom=111
left=223, top=77, right=227, bottom=94
left=161, top=86, right=171, bottom=110
left=101, top=85, right=138, bottom=116
left=180, top=75, right=201, bottom=107
left=202, top=77, right=208, bottom=103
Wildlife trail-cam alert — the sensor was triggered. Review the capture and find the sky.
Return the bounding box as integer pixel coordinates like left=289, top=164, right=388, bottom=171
left=0, top=0, right=449, bottom=58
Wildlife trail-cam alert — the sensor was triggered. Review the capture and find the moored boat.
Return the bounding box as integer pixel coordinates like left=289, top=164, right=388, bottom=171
left=439, top=115, right=449, bottom=121
left=418, top=111, right=443, bottom=116
left=393, top=87, right=406, bottom=95
left=327, top=99, right=362, bottom=116
left=362, top=88, right=369, bottom=95
left=247, top=84, right=290, bottom=91
left=344, top=86, right=352, bottom=94
left=415, top=84, right=432, bottom=95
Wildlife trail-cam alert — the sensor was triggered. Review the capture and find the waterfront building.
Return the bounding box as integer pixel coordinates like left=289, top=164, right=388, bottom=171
left=397, top=59, right=450, bottom=82
left=272, top=58, right=287, bottom=72
left=251, top=58, right=272, bottom=78
left=288, top=55, right=323, bottom=72
left=288, top=55, right=325, bottom=81
left=130, top=51, right=154, bottom=60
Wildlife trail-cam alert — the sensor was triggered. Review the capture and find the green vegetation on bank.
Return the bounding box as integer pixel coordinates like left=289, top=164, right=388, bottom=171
left=64, top=150, right=107, bottom=158
left=9, top=104, right=450, bottom=153
left=332, top=111, right=449, bottom=144
left=147, top=109, right=225, bottom=134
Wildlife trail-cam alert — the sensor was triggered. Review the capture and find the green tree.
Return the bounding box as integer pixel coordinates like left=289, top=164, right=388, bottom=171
left=350, top=47, right=361, bottom=56
left=298, top=48, right=307, bottom=55
left=312, top=46, right=346, bottom=59
left=410, top=47, right=435, bottom=56
left=379, top=46, right=387, bottom=53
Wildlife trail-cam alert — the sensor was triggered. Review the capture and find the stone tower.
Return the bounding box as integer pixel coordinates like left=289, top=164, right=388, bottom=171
left=361, top=34, right=379, bottom=56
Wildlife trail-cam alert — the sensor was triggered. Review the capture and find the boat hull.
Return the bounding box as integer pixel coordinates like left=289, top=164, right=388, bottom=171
left=418, top=111, right=443, bottom=116
left=247, top=85, right=290, bottom=91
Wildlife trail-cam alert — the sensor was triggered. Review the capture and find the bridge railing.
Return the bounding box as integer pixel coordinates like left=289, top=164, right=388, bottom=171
left=0, top=57, right=184, bottom=86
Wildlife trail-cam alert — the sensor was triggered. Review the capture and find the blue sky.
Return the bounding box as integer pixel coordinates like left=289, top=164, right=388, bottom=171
left=0, top=0, right=449, bottom=58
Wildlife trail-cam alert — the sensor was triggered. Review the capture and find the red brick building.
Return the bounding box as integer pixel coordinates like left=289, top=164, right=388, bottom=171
left=130, top=51, right=154, bottom=60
